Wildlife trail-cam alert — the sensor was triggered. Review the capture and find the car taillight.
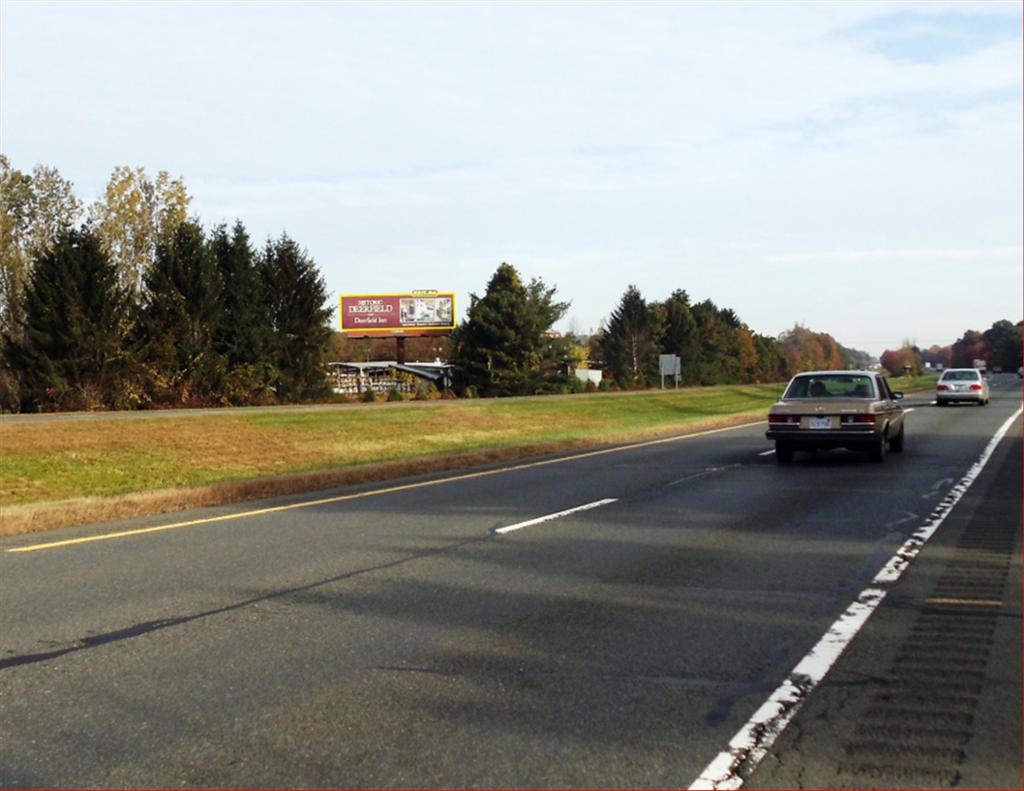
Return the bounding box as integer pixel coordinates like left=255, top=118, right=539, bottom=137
left=970, top=384, right=982, bottom=391
left=937, top=384, right=949, bottom=391
left=769, top=414, right=798, bottom=424
left=841, top=415, right=876, bottom=424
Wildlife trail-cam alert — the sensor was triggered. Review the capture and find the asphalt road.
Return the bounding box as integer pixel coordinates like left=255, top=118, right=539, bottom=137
left=1, top=376, right=1020, bottom=789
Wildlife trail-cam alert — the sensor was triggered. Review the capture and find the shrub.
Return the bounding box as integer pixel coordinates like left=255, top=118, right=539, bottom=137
left=413, top=380, right=440, bottom=400
left=361, top=388, right=377, bottom=403
left=387, top=388, right=405, bottom=402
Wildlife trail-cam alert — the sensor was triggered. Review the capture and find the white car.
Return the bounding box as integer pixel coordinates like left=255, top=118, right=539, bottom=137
left=936, top=368, right=989, bottom=406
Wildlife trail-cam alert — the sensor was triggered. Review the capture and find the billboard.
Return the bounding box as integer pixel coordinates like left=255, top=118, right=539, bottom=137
left=340, top=292, right=455, bottom=337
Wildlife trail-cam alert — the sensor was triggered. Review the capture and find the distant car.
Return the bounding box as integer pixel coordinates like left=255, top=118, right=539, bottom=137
left=766, top=371, right=905, bottom=463
left=935, top=368, right=989, bottom=406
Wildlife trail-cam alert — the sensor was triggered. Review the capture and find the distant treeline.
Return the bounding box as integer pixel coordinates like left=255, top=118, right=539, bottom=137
left=444, top=263, right=873, bottom=397
left=3, top=157, right=879, bottom=411
left=880, top=321, right=1023, bottom=376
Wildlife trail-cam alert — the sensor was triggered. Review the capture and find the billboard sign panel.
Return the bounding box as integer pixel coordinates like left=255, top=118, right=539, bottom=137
left=340, top=292, right=455, bottom=337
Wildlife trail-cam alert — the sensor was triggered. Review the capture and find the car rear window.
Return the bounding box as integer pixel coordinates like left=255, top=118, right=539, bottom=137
left=940, top=370, right=981, bottom=381
left=784, top=374, right=876, bottom=399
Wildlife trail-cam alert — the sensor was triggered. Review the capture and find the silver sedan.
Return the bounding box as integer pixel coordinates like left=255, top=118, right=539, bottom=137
left=936, top=368, right=990, bottom=406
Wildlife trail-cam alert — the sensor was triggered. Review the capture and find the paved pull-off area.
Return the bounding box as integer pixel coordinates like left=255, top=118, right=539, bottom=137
left=1, top=377, right=1020, bottom=788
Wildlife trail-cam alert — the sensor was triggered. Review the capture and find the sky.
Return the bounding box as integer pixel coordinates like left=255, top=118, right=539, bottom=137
left=2, top=0, right=1021, bottom=356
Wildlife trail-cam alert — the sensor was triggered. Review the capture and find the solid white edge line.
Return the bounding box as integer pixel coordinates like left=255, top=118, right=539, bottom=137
left=758, top=449, right=775, bottom=457
left=690, top=588, right=887, bottom=791
left=873, top=405, right=1022, bottom=585
left=688, top=405, right=1022, bottom=790
left=493, top=498, right=618, bottom=535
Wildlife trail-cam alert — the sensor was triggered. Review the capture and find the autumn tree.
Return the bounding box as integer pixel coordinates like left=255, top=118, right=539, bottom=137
left=735, top=326, right=760, bottom=382
left=950, top=330, right=986, bottom=368
left=879, top=341, right=923, bottom=376
left=90, top=166, right=190, bottom=294
left=691, top=299, right=741, bottom=384
left=779, top=324, right=848, bottom=372
left=0, top=156, right=84, bottom=338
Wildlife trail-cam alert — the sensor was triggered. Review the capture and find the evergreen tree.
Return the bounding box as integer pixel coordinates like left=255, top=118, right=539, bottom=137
left=601, top=285, right=662, bottom=388
left=659, top=289, right=701, bottom=384
left=136, top=220, right=226, bottom=403
left=450, top=262, right=569, bottom=396
left=6, top=227, right=132, bottom=411
left=259, top=234, right=332, bottom=401
left=211, top=221, right=275, bottom=402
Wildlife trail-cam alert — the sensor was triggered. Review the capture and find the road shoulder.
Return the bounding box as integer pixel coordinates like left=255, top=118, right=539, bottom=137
left=749, top=431, right=1022, bottom=789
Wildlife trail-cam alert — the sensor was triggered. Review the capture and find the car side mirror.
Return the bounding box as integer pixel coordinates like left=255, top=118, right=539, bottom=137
left=893, top=392, right=904, bottom=400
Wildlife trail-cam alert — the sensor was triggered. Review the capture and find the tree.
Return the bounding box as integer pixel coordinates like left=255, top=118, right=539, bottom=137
left=950, top=330, right=985, bottom=368
left=658, top=289, right=701, bottom=384
left=691, top=299, right=740, bottom=384
left=0, top=156, right=84, bottom=338
left=735, top=326, right=760, bottom=382
left=754, top=333, right=790, bottom=383
left=260, top=234, right=332, bottom=401
left=983, top=319, right=1022, bottom=371
left=5, top=227, right=132, bottom=411
left=600, top=285, right=662, bottom=388
left=135, top=221, right=226, bottom=403
left=451, top=263, right=570, bottom=396
left=210, top=221, right=276, bottom=401
left=90, top=166, right=190, bottom=294
left=879, top=341, right=922, bottom=376
left=922, top=344, right=952, bottom=368
left=778, top=324, right=848, bottom=373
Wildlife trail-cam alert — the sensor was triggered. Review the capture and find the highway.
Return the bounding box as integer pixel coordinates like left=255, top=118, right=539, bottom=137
left=1, top=376, right=1020, bottom=789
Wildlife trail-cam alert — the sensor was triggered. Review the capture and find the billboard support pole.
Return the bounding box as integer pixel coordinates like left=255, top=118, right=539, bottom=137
left=396, top=337, right=406, bottom=365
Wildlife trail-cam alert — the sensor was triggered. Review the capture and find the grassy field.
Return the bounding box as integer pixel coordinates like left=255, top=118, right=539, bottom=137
left=0, top=375, right=935, bottom=535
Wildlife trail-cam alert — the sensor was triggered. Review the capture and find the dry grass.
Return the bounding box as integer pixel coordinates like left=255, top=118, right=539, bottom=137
left=0, top=410, right=765, bottom=537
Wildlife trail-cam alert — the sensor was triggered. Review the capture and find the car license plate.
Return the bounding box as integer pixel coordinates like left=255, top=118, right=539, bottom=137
left=809, top=416, right=832, bottom=430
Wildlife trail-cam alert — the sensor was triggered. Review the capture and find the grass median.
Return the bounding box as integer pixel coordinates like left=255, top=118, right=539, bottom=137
left=0, top=375, right=933, bottom=537
left=1, top=384, right=783, bottom=536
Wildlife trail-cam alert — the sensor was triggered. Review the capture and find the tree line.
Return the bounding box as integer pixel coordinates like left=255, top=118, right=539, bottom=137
left=448, top=262, right=870, bottom=397
left=4, top=156, right=932, bottom=412
left=1, top=158, right=331, bottom=411
left=880, top=320, right=1023, bottom=377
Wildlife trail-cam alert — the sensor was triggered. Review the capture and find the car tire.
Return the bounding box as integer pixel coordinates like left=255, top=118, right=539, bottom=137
left=936, top=400, right=946, bottom=407
left=775, top=442, right=794, bottom=464
left=890, top=425, right=905, bottom=453
left=868, top=435, right=886, bottom=462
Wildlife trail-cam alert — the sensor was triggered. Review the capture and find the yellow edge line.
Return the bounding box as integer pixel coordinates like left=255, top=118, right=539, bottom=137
left=925, top=597, right=1002, bottom=608
left=7, top=420, right=764, bottom=554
